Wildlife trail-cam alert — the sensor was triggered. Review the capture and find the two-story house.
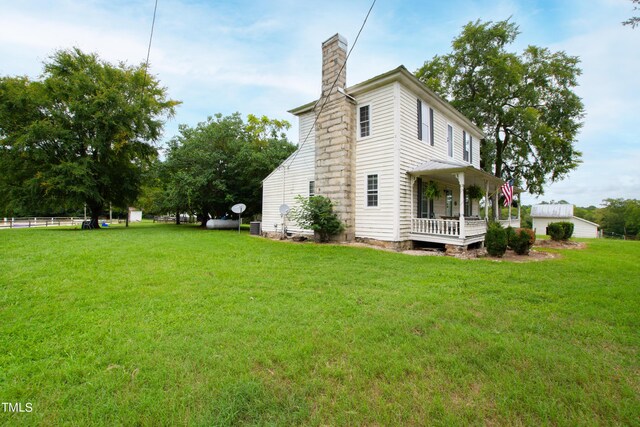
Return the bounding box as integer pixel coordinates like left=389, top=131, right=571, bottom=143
left=262, top=33, right=507, bottom=249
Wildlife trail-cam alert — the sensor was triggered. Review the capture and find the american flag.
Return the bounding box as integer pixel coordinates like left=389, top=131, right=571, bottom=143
left=501, top=179, right=514, bottom=207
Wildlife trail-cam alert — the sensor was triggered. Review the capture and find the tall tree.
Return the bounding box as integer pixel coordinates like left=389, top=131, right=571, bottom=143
left=0, top=48, right=179, bottom=227
left=597, top=198, right=640, bottom=238
left=160, top=113, right=295, bottom=226
left=416, top=20, right=584, bottom=198
left=623, top=0, right=640, bottom=28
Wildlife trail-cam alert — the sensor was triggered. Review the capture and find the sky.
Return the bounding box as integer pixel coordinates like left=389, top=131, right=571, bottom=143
left=0, top=0, right=638, bottom=207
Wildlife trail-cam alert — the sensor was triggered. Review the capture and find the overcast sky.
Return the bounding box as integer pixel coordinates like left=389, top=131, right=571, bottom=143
left=1, top=0, right=638, bottom=207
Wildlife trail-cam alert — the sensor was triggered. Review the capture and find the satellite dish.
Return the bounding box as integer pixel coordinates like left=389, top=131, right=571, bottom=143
left=231, top=203, right=246, bottom=214
left=279, top=204, right=290, bottom=215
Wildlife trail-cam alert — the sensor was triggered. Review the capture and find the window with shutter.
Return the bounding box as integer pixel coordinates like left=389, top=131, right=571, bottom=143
left=447, top=124, right=453, bottom=158
left=417, top=99, right=430, bottom=144
left=417, top=99, right=422, bottom=140
left=429, top=108, right=434, bottom=146
left=463, top=131, right=469, bottom=162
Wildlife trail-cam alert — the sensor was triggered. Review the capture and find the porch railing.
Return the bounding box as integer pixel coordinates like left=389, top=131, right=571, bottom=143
left=465, top=219, right=488, bottom=236
left=411, top=218, right=487, bottom=238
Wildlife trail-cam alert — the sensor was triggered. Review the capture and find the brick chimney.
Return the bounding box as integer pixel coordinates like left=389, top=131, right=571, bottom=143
left=315, top=33, right=356, bottom=241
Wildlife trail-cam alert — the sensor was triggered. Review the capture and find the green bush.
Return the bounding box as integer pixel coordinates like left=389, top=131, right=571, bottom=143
left=559, top=221, right=574, bottom=240
left=505, top=226, right=517, bottom=249
left=518, top=228, right=536, bottom=246
left=486, top=222, right=507, bottom=257
left=547, top=222, right=565, bottom=241
left=290, top=195, right=345, bottom=242
left=512, top=229, right=534, bottom=255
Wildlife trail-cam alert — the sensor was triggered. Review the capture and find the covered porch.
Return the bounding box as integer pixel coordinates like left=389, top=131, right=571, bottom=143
left=407, top=159, right=515, bottom=246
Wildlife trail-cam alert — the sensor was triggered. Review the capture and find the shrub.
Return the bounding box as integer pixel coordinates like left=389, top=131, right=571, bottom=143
left=290, top=195, right=345, bottom=242
left=559, top=221, right=574, bottom=240
left=517, top=227, right=536, bottom=246
left=547, top=222, right=565, bottom=241
left=512, top=228, right=534, bottom=255
left=505, top=226, right=516, bottom=249
left=486, top=222, right=507, bottom=257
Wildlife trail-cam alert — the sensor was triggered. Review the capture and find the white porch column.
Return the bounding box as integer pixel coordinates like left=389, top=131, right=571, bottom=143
left=410, top=176, right=416, bottom=220
left=456, top=173, right=465, bottom=239
left=518, top=192, right=522, bottom=221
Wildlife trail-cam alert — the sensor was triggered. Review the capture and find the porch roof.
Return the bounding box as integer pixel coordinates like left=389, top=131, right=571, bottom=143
left=408, top=159, right=503, bottom=187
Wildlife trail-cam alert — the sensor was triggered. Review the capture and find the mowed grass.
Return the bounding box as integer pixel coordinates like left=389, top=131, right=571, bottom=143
left=1, top=224, right=638, bottom=426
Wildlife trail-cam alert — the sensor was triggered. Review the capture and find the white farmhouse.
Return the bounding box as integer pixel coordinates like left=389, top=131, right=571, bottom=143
left=262, top=34, right=510, bottom=249
left=531, top=204, right=600, bottom=238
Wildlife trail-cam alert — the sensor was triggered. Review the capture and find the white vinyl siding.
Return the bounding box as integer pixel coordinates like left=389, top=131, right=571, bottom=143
left=354, top=84, right=396, bottom=241
left=262, top=112, right=316, bottom=235
left=397, top=84, right=482, bottom=238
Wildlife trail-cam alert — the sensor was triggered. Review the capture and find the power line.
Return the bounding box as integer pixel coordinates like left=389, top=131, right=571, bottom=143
left=140, top=0, right=159, bottom=103
left=284, top=0, right=377, bottom=167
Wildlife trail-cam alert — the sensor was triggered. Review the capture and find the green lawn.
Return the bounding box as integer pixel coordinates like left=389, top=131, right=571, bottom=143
left=1, top=224, right=638, bottom=426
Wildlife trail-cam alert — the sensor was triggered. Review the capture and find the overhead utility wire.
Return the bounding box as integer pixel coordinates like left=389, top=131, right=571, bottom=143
left=284, top=0, right=377, bottom=166
left=140, top=0, right=159, bottom=104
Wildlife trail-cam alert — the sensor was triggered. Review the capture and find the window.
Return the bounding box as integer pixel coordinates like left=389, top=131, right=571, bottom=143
left=309, top=180, right=315, bottom=198
left=419, top=182, right=435, bottom=218
left=367, top=174, right=378, bottom=207
left=463, top=131, right=469, bottom=162
left=445, top=189, right=453, bottom=217
left=417, top=99, right=434, bottom=145
left=464, top=192, right=472, bottom=217
left=447, top=124, right=453, bottom=157
left=469, top=135, right=473, bottom=164
left=359, top=105, right=370, bottom=138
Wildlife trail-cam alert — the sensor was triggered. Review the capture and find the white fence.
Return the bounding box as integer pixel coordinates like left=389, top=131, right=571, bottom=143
left=0, top=217, right=116, bottom=229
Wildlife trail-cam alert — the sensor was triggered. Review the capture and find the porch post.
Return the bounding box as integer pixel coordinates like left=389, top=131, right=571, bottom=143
left=457, top=173, right=465, bottom=239
left=484, top=179, right=489, bottom=221
left=518, top=191, right=522, bottom=222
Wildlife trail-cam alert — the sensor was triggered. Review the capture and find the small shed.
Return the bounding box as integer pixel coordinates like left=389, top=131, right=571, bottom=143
left=531, top=204, right=599, bottom=238
left=128, top=207, right=143, bottom=223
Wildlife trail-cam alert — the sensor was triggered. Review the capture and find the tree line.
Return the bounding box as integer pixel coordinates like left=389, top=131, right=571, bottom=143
left=0, top=48, right=295, bottom=227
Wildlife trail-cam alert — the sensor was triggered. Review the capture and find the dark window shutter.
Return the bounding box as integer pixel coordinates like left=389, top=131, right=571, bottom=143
left=429, top=108, right=434, bottom=146
left=417, top=178, right=423, bottom=218
left=417, top=99, right=422, bottom=140
left=470, top=136, right=473, bottom=163
left=463, top=131, right=467, bottom=161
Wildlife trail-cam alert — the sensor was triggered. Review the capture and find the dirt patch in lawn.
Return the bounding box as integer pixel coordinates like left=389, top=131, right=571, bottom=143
left=534, top=240, right=587, bottom=250
left=484, top=249, right=559, bottom=262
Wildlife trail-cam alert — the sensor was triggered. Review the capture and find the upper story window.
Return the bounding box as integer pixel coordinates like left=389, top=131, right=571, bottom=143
left=367, top=174, right=378, bottom=207
left=359, top=105, right=370, bottom=138
left=447, top=124, right=454, bottom=158
left=309, top=180, right=315, bottom=198
left=463, top=131, right=470, bottom=162
left=417, top=99, right=434, bottom=146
